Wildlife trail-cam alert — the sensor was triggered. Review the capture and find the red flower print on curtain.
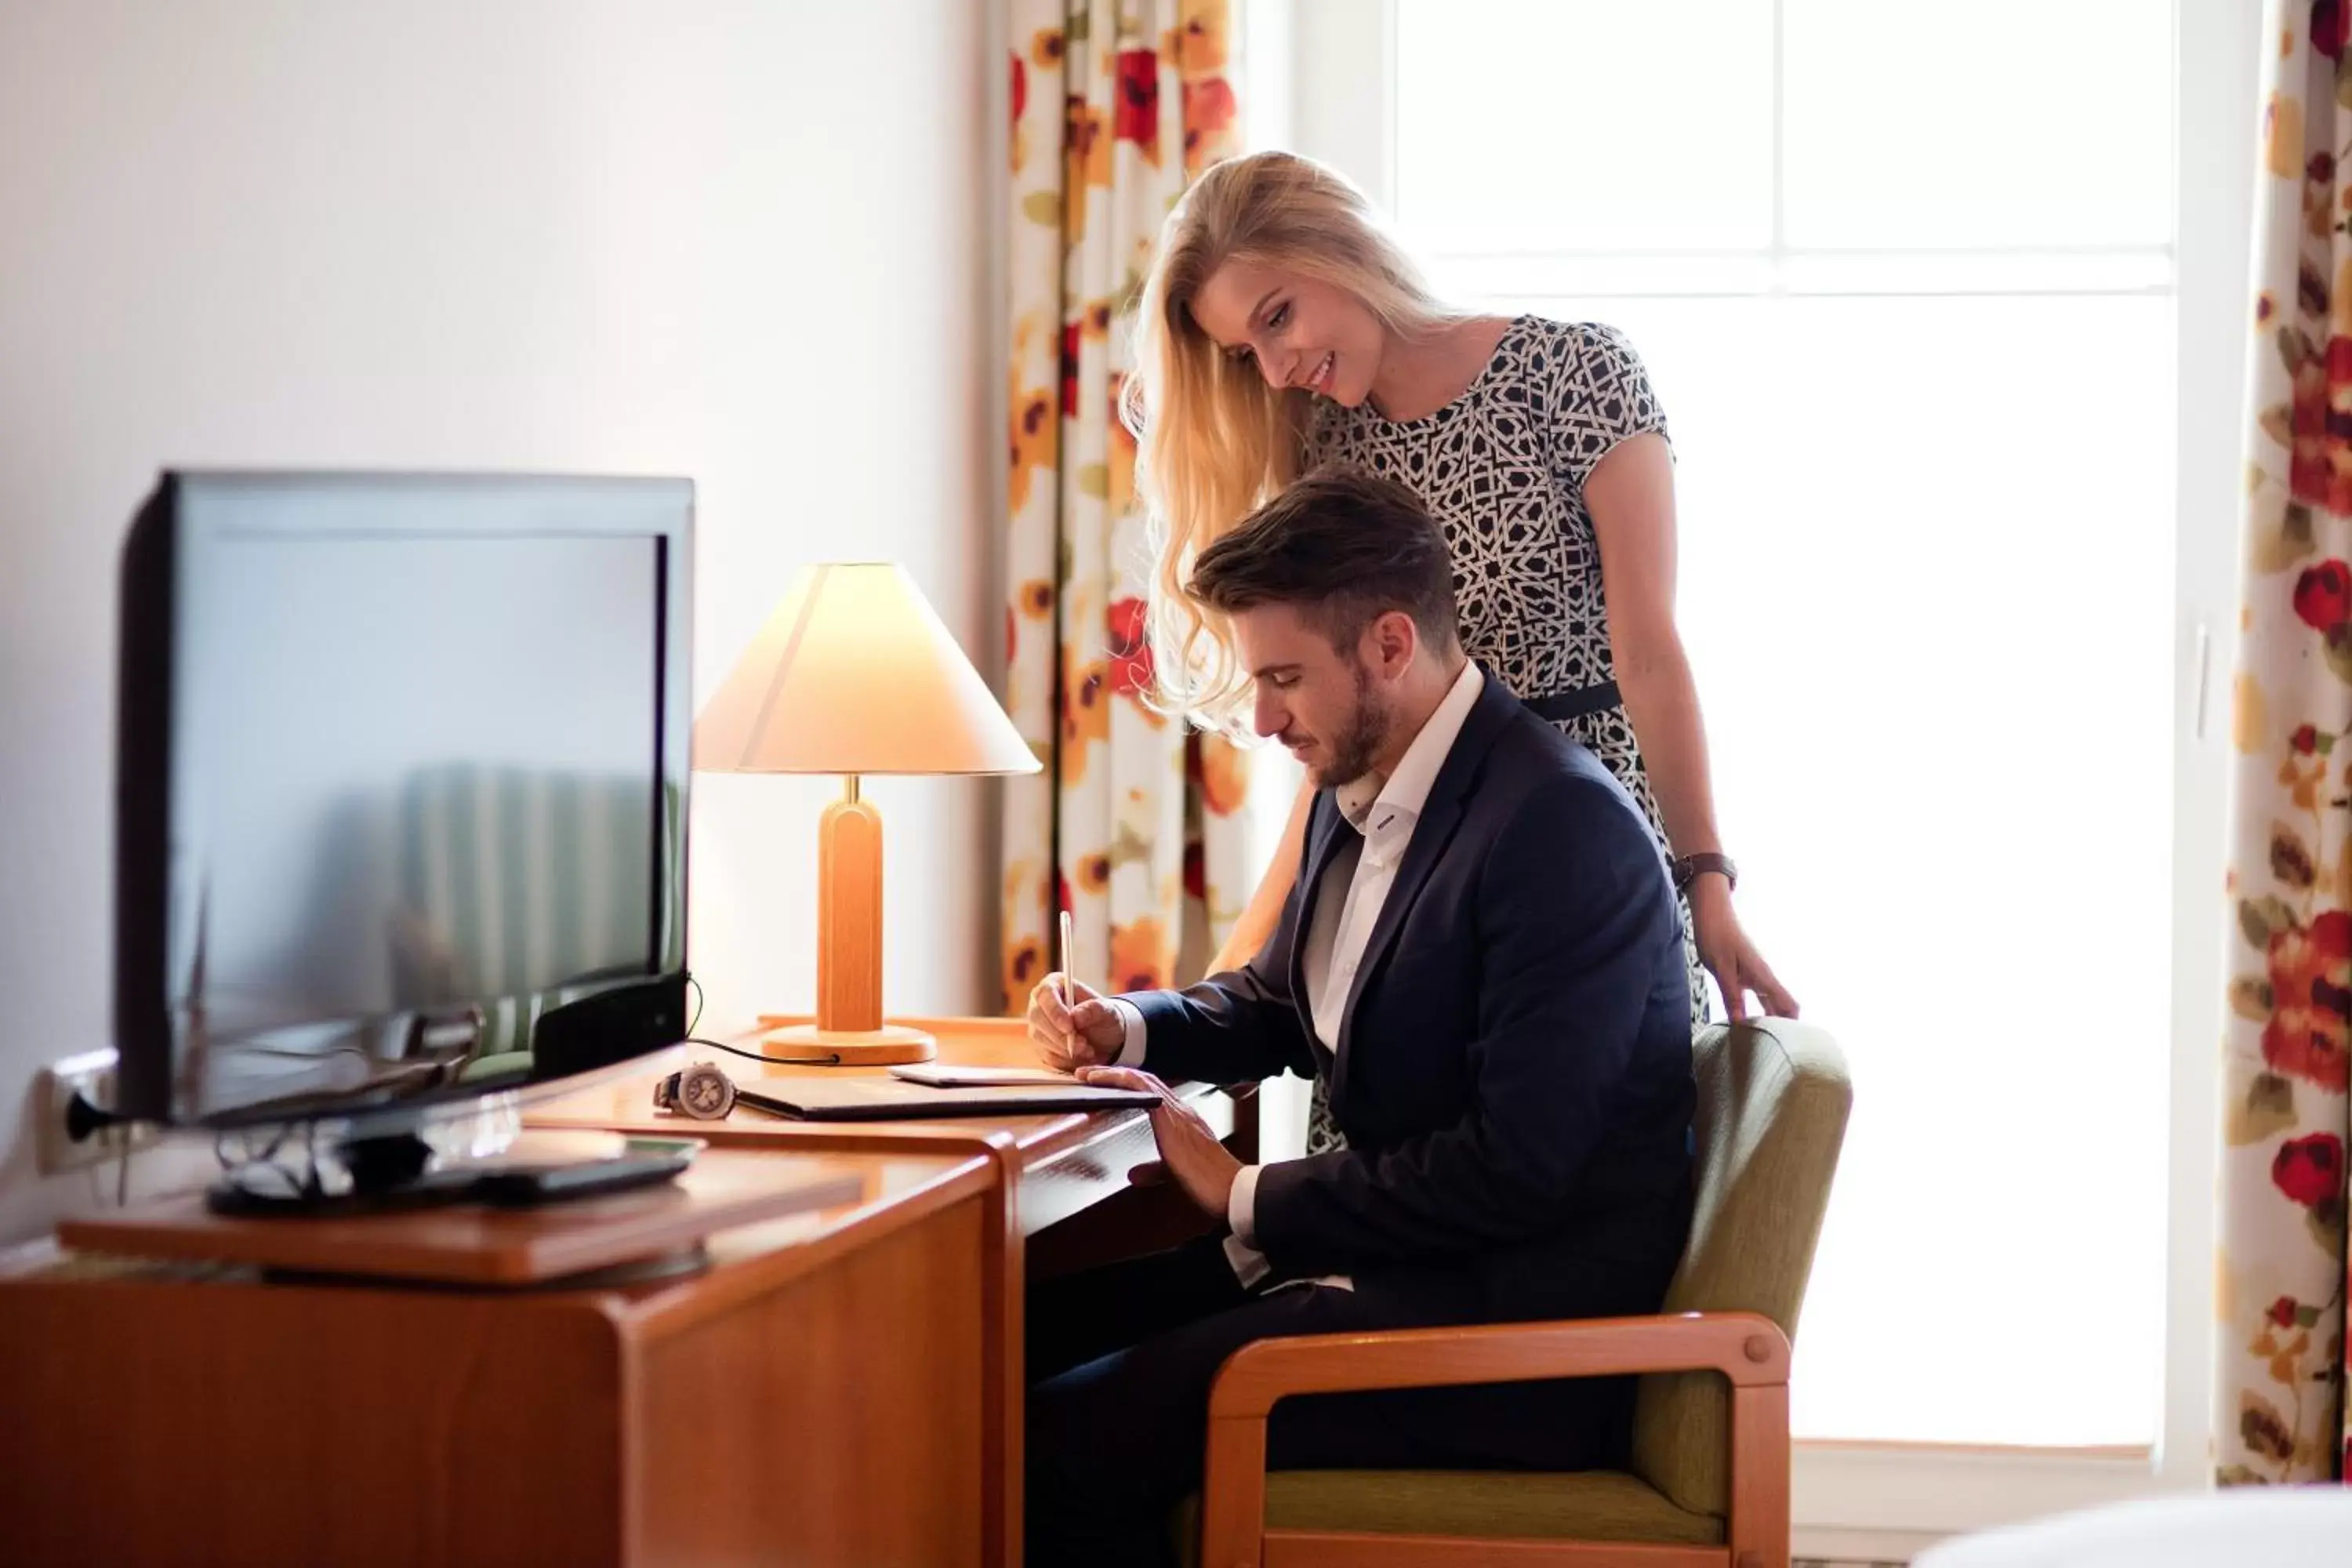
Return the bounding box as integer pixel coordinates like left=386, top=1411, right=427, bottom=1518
left=2220, top=2, right=2352, bottom=1486
left=1000, top=1, right=1250, bottom=1019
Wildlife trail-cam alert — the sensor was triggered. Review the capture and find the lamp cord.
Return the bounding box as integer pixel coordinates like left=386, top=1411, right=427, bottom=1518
left=680, top=976, right=830, bottom=1063
left=683, top=1036, right=801, bottom=1066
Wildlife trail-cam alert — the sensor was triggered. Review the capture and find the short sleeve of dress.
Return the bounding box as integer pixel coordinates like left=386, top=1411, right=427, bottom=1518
left=1548, top=321, right=1671, bottom=495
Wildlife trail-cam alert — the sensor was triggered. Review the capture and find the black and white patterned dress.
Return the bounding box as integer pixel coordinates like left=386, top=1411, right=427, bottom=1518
left=1302, top=315, right=1708, bottom=1154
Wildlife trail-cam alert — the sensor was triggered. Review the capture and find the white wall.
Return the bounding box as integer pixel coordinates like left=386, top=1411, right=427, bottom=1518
left=0, top=0, right=1001, bottom=1241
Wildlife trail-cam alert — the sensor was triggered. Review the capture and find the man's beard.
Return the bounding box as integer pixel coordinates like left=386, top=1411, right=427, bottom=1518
left=1308, top=660, right=1390, bottom=790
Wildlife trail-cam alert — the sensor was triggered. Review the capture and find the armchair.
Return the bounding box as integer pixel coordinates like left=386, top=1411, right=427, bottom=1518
left=1189, top=1018, right=1852, bottom=1568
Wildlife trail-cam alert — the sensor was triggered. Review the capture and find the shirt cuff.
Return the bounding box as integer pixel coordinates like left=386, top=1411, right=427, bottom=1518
left=1105, top=996, right=1147, bottom=1068
left=1228, top=1162, right=1261, bottom=1246
left=1222, top=1232, right=1272, bottom=1290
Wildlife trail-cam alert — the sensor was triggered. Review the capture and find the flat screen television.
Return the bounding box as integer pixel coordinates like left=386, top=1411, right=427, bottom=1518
left=113, top=471, right=693, bottom=1207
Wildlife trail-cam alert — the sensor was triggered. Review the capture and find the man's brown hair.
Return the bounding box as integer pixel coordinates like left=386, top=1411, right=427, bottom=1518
left=1185, top=466, right=1459, bottom=655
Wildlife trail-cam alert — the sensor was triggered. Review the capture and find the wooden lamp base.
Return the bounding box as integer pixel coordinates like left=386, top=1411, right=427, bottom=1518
left=768, top=775, right=937, bottom=1065
left=754, top=1019, right=937, bottom=1065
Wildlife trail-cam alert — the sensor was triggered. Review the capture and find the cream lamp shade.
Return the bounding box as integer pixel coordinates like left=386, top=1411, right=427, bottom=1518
left=692, top=561, right=1038, bottom=1065
left=694, top=561, right=1040, bottom=778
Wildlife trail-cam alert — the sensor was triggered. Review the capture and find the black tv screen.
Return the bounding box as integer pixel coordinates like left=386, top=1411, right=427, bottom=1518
left=114, top=472, right=693, bottom=1127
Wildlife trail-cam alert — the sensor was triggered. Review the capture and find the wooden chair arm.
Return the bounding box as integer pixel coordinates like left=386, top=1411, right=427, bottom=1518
left=1207, top=1311, right=1790, bottom=1421
left=1200, top=1313, right=1796, bottom=1568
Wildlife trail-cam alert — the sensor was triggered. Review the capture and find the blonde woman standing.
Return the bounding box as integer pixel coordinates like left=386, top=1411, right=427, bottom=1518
left=1129, top=151, right=1794, bottom=1153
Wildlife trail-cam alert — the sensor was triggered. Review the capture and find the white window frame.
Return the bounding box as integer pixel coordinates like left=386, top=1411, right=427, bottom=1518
left=1253, top=0, right=2250, bottom=1553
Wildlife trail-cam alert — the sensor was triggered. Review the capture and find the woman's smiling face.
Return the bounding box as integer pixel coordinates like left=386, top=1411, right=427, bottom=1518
left=1187, top=260, right=1388, bottom=407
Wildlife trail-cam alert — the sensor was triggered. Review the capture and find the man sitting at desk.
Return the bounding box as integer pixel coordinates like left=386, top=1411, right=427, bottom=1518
left=1021, top=468, right=1698, bottom=1566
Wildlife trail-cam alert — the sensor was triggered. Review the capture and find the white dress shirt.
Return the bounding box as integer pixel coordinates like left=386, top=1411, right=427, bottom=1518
left=1107, top=661, right=1486, bottom=1289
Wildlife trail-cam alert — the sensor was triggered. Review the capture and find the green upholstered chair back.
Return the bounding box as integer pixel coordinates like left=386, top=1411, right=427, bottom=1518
left=1628, top=1018, right=1852, bottom=1519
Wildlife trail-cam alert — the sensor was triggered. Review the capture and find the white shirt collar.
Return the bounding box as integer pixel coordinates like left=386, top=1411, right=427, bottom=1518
left=1334, top=661, right=1486, bottom=838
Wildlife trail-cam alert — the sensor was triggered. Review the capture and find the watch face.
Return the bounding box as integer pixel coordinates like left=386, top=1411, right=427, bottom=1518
left=679, top=1064, right=734, bottom=1120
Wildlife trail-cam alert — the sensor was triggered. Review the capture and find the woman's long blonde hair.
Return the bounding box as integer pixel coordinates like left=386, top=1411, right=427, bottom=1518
left=1126, top=150, right=1458, bottom=734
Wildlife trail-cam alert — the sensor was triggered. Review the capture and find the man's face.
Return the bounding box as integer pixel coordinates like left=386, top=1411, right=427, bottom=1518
left=1232, top=603, right=1394, bottom=789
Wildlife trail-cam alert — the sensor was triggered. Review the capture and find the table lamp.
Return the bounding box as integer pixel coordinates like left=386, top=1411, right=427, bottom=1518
left=693, top=561, right=1040, bottom=1064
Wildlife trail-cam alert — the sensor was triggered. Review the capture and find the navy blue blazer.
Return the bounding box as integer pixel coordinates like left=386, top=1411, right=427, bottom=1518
left=1130, top=670, right=1695, bottom=1323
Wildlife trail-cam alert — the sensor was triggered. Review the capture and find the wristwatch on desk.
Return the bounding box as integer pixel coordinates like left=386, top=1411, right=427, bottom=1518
left=653, top=1061, right=738, bottom=1120
left=1671, top=851, right=1737, bottom=895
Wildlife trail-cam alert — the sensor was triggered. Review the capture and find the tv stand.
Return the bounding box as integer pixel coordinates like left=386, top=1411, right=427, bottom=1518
left=5, top=1142, right=1005, bottom=1565
left=65, top=1147, right=858, bottom=1287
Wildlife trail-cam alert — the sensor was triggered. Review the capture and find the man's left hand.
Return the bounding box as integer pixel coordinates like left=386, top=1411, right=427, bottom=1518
left=1078, top=1066, right=1242, bottom=1218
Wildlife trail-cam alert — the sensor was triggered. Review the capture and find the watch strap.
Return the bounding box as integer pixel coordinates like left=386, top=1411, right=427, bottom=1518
left=1672, top=851, right=1737, bottom=894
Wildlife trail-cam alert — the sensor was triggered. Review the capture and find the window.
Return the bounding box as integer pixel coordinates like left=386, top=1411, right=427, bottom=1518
left=1272, top=0, right=2226, bottom=1488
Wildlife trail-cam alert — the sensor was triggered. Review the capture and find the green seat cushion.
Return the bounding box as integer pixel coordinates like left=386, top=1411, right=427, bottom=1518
left=1172, top=1468, right=1725, bottom=1562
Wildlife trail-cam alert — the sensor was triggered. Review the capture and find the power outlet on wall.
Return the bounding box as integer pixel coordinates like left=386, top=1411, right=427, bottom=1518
left=34, top=1047, right=158, bottom=1176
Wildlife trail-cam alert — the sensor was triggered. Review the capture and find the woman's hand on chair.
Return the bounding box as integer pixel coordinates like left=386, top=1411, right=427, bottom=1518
left=1689, top=876, right=1798, bottom=1022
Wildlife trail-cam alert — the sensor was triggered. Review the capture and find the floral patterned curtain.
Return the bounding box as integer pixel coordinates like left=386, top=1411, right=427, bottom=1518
left=2220, top=0, right=2352, bottom=1486
left=1000, top=1, right=1251, bottom=1013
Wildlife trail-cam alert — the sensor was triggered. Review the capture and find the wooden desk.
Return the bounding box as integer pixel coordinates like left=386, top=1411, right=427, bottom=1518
left=2, top=1019, right=1245, bottom=1567
left=527, top=1014, right=1254, bottom=1563
left=0, top=1146, right=1009, bottom=1568
left=531, top=1014, right=1241, bottom=1244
